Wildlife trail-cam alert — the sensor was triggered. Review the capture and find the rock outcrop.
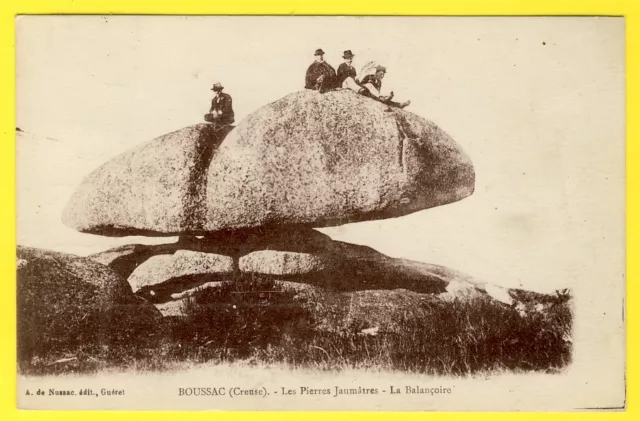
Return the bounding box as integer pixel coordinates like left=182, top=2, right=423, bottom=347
left=87, top=227, right=496, bottom=315
left=86, top=223, right=566, bottom=329
left=16, top=246, right=163, bottom=361
left=63, top=90, right=474, bottom=236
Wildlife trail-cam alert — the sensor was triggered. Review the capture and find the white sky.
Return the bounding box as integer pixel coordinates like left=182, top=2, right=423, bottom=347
left=16, top=16, right=625, bottom=294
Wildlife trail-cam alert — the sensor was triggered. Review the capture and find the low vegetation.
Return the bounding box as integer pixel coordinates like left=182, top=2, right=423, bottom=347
left=18, top=275, right=572, bottom=377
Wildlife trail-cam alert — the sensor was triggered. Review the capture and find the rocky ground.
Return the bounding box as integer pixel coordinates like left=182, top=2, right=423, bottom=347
left=17, top=244, right=572, bottom=377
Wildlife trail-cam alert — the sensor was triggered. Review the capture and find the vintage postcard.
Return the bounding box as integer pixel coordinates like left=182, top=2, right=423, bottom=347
left=15, top=15, right=625, bottom=411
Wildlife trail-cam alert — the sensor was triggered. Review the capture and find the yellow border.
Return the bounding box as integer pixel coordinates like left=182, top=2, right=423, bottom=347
left=1, top=0, right=636, bottom=420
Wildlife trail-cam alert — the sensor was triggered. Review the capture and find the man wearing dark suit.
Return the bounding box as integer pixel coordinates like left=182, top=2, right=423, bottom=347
left=205, top=82, right=235, bottom=125
left=336, top=50, right=358, bottom=87
left=359, top=66, right=411, bottom=109
left=305, top=48, right=337, bottom=94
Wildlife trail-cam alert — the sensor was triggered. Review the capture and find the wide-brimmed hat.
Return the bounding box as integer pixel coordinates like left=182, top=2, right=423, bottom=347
left=211, top=82, right=224, bottom=91
left=375, top=65, right=387, bottom=73
left=342, top=50, right=354, bottom=58
left=314, top=48, right=325, bottom=56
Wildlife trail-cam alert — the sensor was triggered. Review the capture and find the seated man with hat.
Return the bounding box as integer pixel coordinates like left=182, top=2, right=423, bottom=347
left=204, top=82, right=235, bottom=126
left=359, top=65, right=411, bottom=109
left=336, top=50, right=367, bottom=93
left=305, top=48, right=337, bottom=94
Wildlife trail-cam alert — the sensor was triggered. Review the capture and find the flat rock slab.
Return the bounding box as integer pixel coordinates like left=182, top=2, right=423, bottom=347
left=93, top=233, right=479, bottom=296
left=239, top=250, right=326, bottom=276
left=64, top=90, right=474, bottom=236
left=89, top=227, right=333, bottom=279
left=89, top=242, right=181, bottom=279
left=128, top=250, right=234, bottom=293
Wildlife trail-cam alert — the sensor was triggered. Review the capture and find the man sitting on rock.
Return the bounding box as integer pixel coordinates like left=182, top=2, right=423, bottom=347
left=305, top=48, right=337, bottom=94
left=336, top=50, right=365, bottom=93
left=359, top=65, right=411, bottom=109
left=204, top=82, right=235, bottom=126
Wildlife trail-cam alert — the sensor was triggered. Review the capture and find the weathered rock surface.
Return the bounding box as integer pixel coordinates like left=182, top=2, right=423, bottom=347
left=88, top=243, right=181, bottom=279
left=88, top=226, right=334, bottom=278
left=63, top=90, right=474, bottom=236
left=155, top=281, right=226, bottom=317
left=127, top=250, right=234, bottom=295
left=92, top=227, right=483, bottom=301
left=62, top=124, right=233, bottom=236
left=16, top=246, right=163, bottom=361
left=206, top=90, right=474, bottom=231
left=239, top=250, right=326, bottom=275
left=317, top=240, right=479, bottom=293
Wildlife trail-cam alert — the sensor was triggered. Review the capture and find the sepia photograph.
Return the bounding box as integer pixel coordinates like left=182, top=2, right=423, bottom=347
left=15, top=15, right=625, bottom=411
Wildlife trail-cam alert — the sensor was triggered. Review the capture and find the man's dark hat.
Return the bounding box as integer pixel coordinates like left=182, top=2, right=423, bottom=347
left=342, top=50, right=354, bottom=58
left=314, top=48, right=325, bottom=56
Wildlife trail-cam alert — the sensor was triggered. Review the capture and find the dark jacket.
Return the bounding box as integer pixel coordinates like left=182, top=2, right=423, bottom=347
left=360, top=74, right=382, bottom=93
left=209, top=92, right=235, bottom=125
left=305, top=61, right=337, bottom=92
left=336, top=62, right=357, bottom=87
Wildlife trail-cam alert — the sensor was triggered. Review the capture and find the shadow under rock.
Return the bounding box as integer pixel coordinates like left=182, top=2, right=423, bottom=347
left=91, top=227, right=478, bottom=295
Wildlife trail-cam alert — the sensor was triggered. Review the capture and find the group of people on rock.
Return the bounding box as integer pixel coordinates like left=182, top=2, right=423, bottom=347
left=305, top=48, right=411, bottom=109
left=204, top=47, right=410, bottom=126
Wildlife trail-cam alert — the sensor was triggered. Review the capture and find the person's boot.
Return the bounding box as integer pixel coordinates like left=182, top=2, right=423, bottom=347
left=399, top=100, right=411, bottom=109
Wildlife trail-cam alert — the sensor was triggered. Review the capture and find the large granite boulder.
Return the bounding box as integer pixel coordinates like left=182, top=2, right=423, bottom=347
left=206, top=90, right=474, bottom=231
left=16, top=246, right=163, bottom=362
left=63, top=90, right=474, bottom=236
left=62, top=124, right=233, bottom=236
